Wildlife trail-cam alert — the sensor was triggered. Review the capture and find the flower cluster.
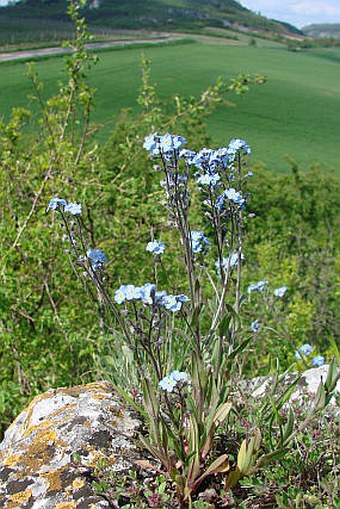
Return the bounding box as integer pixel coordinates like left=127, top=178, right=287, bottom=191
left=158, top=370, right=188, bottom=393
left=215, top=252, right=244, bottom=276
left=87, top=249, right=107, bottom=271
left=295, top=344, right=325, bottom=367
left=295, top=343, right=314, bottom=359
left=216, top=188, right=245, bottom=212
left=311, top=355, right=325, bottom=367
left=247, top=280, right=268, bottom=293
left=146, top=240, right=166, bottom=255
left=47, top=197, right=81, bottom=215
left=227, top=138, right=251, bottom=163
left=191, top=230, right=210, bottom=254
left=143, top=133, right=186, bottom=158
left=114, top=283, right=189, bottom=312
left=274, top=286, right=288, bottom=298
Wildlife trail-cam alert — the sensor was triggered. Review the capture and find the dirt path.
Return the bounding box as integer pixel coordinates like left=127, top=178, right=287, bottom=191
left=0, top=36, right=180, bottom=62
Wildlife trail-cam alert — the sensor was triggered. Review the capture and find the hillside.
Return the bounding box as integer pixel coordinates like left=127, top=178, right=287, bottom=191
left=303, top=23, right=340, bottom=39
left=0, top=0, right=302, bottom=42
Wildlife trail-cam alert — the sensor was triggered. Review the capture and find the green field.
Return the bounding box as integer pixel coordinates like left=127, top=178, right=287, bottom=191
left=1, top=39, right=340, bottom=173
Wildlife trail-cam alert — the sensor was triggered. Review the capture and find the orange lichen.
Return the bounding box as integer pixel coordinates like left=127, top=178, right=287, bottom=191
left=54, top=503, right=77, bottom=509
left=43, top=467, right=68, bottom=492
left=6, top=489, right=32, bottom=509
left=21, top=428, right=58, bottom=471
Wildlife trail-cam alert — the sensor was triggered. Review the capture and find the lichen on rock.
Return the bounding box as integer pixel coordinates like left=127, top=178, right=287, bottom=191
left=0, top=381, right=140, bottom=508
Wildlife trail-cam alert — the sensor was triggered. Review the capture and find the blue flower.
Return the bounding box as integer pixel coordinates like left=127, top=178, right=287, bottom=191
left=125, top=285, right=142, bottom=301
left=162, top=294, right=189, bottom=312
left=191, top=230, right=210, bottom=254
left=177, top=294, right=190, bottom=303
left=154, top=290, right=167, bottom=304
left=170, top=370, right=188, bottom=382
left=47, top=197, right=67, bottom=212
left=312, top=355, right=325, bottom=367
left=216, top=188, right=245, bottom=212
left=295, top=343, right=314, bottom=359
left=251, top=319, right=259, bottom=333
left=159, top=370, right=189, bottom=392
left=159, top=133, right=186, bottom=154
left=192, top=148, right=214, bottom=170
left=114, top=285, right=128, bottom=304
left=158, top=375, right=177, bottom=393
left=224, top=188, right=244, bottom=205
left=87, top=249, right=107, bottom=271
left=143, top=133, right=160, bottom=156
left=209, top=147, right=229, bottom=168
left=247, top=280, right=268, bottom=293
left=140, top=283, right=157, bottom=305
left=274, top=286, right=288, bottom=298
left=196, top=174, right=220, bottom=186
left=65, top=203, right=82, bottom=216
left=215, top=252, right=244, bottom=274
left=227, top=139, right=251, bottom=163
left=179, top=149, right=196, bottom=165
left=146, top=240, right=166, bottom=255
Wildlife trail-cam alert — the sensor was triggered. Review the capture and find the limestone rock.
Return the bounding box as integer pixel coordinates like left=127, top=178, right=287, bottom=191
left=247, top=365, right=339, bottom=405
left=0, top=381, right=140, bottom=509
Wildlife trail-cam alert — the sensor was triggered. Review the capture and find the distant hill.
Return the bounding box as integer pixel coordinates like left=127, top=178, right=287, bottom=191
left=0, top=0, right=303, bottom=39
left=303, top=24, right=340, bottom=39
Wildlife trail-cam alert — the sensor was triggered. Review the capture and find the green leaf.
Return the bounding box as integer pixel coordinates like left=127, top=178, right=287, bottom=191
left=237, top=429, right=261, bottom=474
left=314, top=380, right=326, bottom=410
left=227, top=336, right=252, bottom=360
left=187, top=414, right=200, bottom=483
left=225, top=467, right=242, bottom=489
left=324, top=357, right=339, bottom=394
left=191, top=454, right=229, bottom=491
left=257, top=448, right=289, bottom=467
left=282, top=408, right=295, bottom=444
left=112, top=383, right=148, bottom=420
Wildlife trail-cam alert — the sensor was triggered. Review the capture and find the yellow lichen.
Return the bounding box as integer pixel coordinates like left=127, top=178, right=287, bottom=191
left=21, top=428, right=58, bottom=471
left=43, top=467, right=68, bottom=492
left=6, top=489, right=32, bottom=509
left=92, top=393, right=110, bottom=400
left=23, top=419, right=55, bottom=438
left=3, top=452, right=22, bottom=467
left=54, top=503, right=77, bottom=509
left=72, top=477, right=85, bottom=490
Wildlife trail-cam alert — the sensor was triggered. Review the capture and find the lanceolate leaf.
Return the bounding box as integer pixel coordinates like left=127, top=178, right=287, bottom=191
left=191, top=454, right=230, bottom=492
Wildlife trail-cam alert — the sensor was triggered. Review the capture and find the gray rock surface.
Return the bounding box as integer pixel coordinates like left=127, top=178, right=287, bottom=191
left=246, top=365, right=339, bottom=406
left=0, top=381, right=140, bottom=509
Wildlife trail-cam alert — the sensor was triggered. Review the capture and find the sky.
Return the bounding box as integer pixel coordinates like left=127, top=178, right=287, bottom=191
left=0, top=0, right=340, bottom=28
left=240, top=0, right=340, bottom=28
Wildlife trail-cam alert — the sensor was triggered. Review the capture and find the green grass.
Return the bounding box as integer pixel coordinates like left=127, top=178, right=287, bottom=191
left=1, top=40, right=340, bottom=173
